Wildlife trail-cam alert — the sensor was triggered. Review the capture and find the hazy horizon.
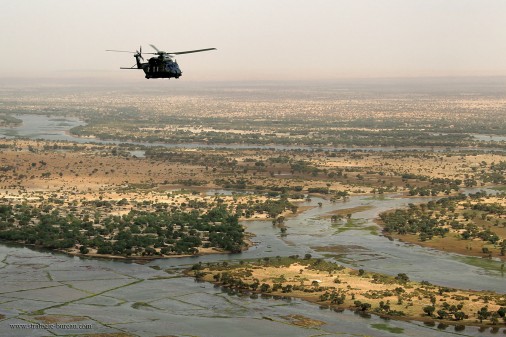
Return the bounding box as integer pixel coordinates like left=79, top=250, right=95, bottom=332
left=2, top=74, right=506, bottom=87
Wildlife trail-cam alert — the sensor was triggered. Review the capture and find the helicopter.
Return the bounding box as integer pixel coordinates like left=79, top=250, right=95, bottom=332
left=106, top=44, right=216, bottom=79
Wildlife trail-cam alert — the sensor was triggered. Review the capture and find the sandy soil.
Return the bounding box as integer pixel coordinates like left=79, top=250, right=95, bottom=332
left=0, top=138, right=504, bottom=261
left=197, top=261, right=506, bottom=327
left=0, top=139, right=503, bottom=198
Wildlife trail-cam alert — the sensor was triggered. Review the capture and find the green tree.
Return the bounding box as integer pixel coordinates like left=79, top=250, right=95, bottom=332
left=423, top=305, right=435, bottom=317
left=477, top=306, right=490, bottom=323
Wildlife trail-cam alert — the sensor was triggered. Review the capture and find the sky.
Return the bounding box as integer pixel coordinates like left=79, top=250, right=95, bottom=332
left=1, top=0, right=506, bottom=82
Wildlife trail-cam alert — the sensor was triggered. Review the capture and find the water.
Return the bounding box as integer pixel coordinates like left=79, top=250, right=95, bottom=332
left=1, top=114, right=504, bottom=152
left=0, top=114, right=505, bottom=335
left=129, top=150, right=146, bottom=158
left=3, top=244, right=488, bottom=337
left=0, top=114, right=84, bottom=141
left=1, top=193, right=505, bottom=336
left=473, top=134, right=506, bottom=142
left=153, top=194, right=506, bottom=292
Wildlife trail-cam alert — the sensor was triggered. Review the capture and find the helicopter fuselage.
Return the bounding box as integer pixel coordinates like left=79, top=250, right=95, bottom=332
left=138, top=55, right=182, bottom=79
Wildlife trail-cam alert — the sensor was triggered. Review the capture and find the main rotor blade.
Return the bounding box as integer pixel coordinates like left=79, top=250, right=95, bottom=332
left=149, top=44, right=161, bottom=53
left=106, top=49, right=136, bottom=53
left=169, top=48, right=217, bottom=55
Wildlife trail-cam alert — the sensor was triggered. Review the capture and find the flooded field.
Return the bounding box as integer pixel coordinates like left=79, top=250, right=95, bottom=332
left=0, top=82, right=505, bottom=335
left=0, top=115, right=84, bottom=142
left=1, top=114, right=504, bottom=153
left=1, top=194, right=505, bottom=336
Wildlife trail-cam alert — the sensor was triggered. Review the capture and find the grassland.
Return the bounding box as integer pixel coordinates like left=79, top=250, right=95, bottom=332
left=0, top=136, right=504, bottom=260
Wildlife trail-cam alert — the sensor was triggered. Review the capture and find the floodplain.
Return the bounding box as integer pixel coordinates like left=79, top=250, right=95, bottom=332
left=0, top=79, right=505, bottom=336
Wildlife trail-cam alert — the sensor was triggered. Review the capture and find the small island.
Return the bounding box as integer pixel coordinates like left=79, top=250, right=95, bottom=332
left=189, top=257, right=506, bottom=327
left=0, top=114, right=22, bottom=127
left=379, top=191, right=506, bottom=261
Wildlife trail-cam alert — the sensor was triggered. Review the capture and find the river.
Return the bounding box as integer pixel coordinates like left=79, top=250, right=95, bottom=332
left=0, top=114, right=504, bottom=153
left=0, top=115, right=505, bottom=336
left=1, top=194, right=504, bottom=336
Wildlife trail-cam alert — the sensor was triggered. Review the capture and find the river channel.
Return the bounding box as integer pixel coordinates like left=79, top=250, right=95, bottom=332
left=0, top=115, right=505, bottom=336
left=0, top=114, right=504, bottom=153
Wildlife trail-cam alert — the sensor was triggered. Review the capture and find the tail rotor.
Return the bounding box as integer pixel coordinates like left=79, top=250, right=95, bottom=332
left=135, top=46, right=144, bottom=61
